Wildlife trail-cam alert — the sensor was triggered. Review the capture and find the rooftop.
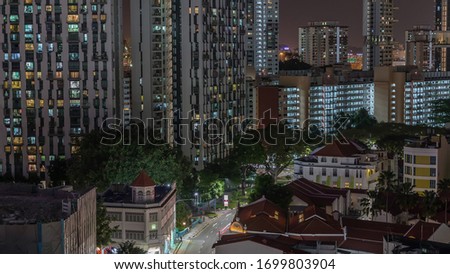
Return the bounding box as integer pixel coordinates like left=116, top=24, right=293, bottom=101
left=102, top=184, right=172, bottom=205
left=312, top=140, right=363, bottom=157
left=0, top=184, right=91, bottom=225
left=287, top=178, right=348, bottom=207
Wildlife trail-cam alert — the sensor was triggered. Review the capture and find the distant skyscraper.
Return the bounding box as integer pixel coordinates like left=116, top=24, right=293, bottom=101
left=434, top=0, right=450, bottom=71
left=175, top=0, right=247, bottom=169
left=246, top=0, right=279, bottom=76
left=0, top=0, right=122, bottom=180
left=363, top=0, right=397, bottom=70
left=298, top=21, right=348, bottom=67
left=405, top=26, right=434, bottom=71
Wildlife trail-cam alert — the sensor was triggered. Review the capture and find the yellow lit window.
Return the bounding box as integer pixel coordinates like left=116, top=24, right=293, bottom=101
left=39, top=100, right=44, bottom=107
left=5, top=146, right=11, bottom=153
left=46, top=5, right=52, bottom=12
left=57, top=100, right=64, bottom=107
left=10, top=25, right=19, bottom=32
left=67, top=15, right=79, bottom=23
left=11, top=81, right=21, bottom=89
left=100, top=14, right=107, bottom=22
left=25, top=43, right=34, bottom=51
left=26, top=72, right=34, bottom=79
left=25, top=0, right=33, bottom=3
left=13, top=137, right=23, bottom=145
left=37, top=71, right=42, bottom=79
left=26, top=99, right=35, bottom=108
left=70, top=71, right=80, bottom=78
left=28, top=155, right=37, bottom=163
left=68, top=5, right=78, bottom=13
left=55, top=71, right=63, bottom=78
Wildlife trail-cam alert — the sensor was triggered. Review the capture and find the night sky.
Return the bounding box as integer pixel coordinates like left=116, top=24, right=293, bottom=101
left=280, top=0, right=435, bottom=49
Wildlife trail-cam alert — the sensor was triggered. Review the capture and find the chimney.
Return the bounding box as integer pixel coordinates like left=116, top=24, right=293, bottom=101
left=332, top=211, right=340, bottom=221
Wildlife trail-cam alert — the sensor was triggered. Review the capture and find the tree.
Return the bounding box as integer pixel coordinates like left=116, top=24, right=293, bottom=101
left=394, top=183, right=419, bottom=223
left=438, top=178, right=450, bottom=224
left=431, top=98, right=450, bottom=125
left=261, top=124, right=306, bottom=182
left=420, top=191, right=441, bottom=221
left=48, top=158, right=68, bottom=186
left=227, top=131, right=266, bottom=194
left=376, top=171, right=397, bottom=222
left=279, top=59, right=312, bottom=71
left=334, top=108, right=377, bottom=130
left=176, top=201, right=192, bottom=230
left=96, top=201, right=117, bottom=248
left=118, top=241, right=146, bottom=254
left=249, top=174, right=293, bottom=212
left=67, top=130, right=112, bottom=189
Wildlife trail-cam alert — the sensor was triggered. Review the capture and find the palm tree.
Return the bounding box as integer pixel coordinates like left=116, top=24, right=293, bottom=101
left=394, top=183, right=419, bottom=223
left=421, top=191, right=441, bottom=221
left=378, top=171, right=397, bottom=222
left=438, top=178, right=450, bottom=224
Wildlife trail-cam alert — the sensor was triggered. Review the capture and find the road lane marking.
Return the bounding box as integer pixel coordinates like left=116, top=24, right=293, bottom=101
left=212, top=223, right=218, bottom=227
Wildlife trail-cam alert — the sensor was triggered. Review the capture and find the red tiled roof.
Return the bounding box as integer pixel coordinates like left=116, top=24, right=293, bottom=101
left=404, top=221, right=441, bottom=241
left=342, top=217, right=411, bottom=236
left=287, top=178, right=347, bottom=207
left=289, top=206, right=343, bottom=237
left=312, top=140, right=362, bottom=157
left=213, top=234, right=309, bottom=254
left=131, top=171, right=156, bottom=187
left=236, top=197, right=286, bottom=233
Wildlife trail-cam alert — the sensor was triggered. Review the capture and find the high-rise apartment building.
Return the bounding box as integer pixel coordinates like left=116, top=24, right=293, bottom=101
left=0, top=0, right=122, bottom=180
left=280, top=65, right=375, bottom=134
left=175, top=0, right=247, bottom=169
left=246, top=0, right=279, bottom=76
left=374, top=66, right=450, bottom=126
left=363, top=0, right=397, bottom=70
left=405, top=26, right=435, bottom=71
left=298, top=21, right=348, bottom=67
left=434, top=0, right=450, bottom=71
left=129, top=0, right=168, bottom=138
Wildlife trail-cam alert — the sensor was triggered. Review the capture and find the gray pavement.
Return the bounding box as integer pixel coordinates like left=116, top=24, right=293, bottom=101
left=174, top=209, right=235, bottom=254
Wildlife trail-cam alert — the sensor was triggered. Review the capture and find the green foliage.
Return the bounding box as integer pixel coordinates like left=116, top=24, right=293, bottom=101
left=118, top=241, right=146, bottom=254
left=261, top=124, right=307, bottom=181
left=334, top=108, right=377, bottom=130
left=431, top=98, right=450, bottom=125
left=176, top=201, right=192, bottom=229
left=66, top=130, right=191, bottom=191
left=96, top=201, right=117, bottom=247
left=279, top=59, right=312, bottom=71
left=249, top=174, right=293, bottom=212
left=420, top=191, right=441, bottom=220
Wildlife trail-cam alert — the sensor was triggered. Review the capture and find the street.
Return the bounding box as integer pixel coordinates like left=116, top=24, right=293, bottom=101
left=174, top=209, right=236, bottom=254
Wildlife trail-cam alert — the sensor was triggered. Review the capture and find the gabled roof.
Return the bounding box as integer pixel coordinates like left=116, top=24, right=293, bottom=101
left=235, top=197, right=286, bottom=233
left=131, top=171, right=156, bottom=187
left=404, top=221, right=442, bottom=241
left=213, top=234, right=309, bottom=254
left=312, top=140, right=362, bottom=157
left=287, top=178, right=347, bottom=207
left=289, top=206, right=343, bottom=239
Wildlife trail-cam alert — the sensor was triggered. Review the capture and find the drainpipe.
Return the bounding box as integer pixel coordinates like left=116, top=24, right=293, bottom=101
left=37, top=222, right=42, bottom=254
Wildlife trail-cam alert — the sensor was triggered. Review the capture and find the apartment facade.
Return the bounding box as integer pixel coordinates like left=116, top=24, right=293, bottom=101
left=280, top=65, right=374, bottom=133
left=246, top=0, right=279, bottom=76
left=0, top=0, right=122, bottom=180
left=103, top=171, right=176, bottom=254
left=374, top=66, right=450, bottom=126
left=175, top=0, right=247, bottom=169
left=405, top=26, right=435, bottom=71
left=404, top=135, right=450, bottom=192
left=363, top=0, right=397, bottom=70
left=299, top=21, right=348, bottom=67
left=435, top=0, right=450, bottom=71
left=129, top=0, right=169, bottom=139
